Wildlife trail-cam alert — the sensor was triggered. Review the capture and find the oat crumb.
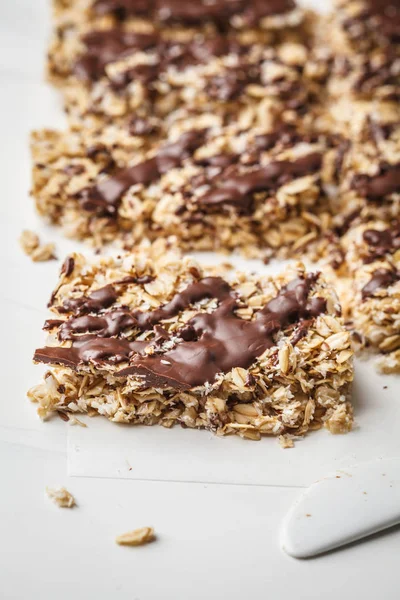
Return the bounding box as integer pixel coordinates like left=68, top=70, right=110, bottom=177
left=19, top=229, right=56, bottom=262
left=279, top=435, right=294, bottom=449
left=69, top=416, right=87, bottom=427
left=116, top=527, right=155, bottom=547
left=46, top=486, right=76, bottom=508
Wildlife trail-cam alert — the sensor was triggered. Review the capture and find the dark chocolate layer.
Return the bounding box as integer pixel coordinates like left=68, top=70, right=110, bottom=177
left=79, top=129, right=206, bottom=214
left=352, top=163, right=400, bottom=199
left=362, top=225, right=400, bottom=262
left=197, top=152, right=322, bottom=213
left=34, top=274, right=326, bottom=390
left=74, top=29, right=159, bottom=81
left=74, top=30, right=249, bottom=83
left=92, top=0, right=297, bottom=27
left=361, top=268, right=400, bottom=299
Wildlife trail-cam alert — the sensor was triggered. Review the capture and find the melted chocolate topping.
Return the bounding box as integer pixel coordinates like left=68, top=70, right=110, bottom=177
left=74, top=29, right=159, bottom=81
left=92, top=0, right=296, bottom=26
left=79, top=129, right=206, bottom=214
left=361, top=268, right=400, bottom=299
left=352, top=163, right=400, bottom=199
left=362, top=226, right=400, bottom=261
left=59, top=284, right=118, bottom=315
left=206, top=65, right=261, bottom=101
left=75, top=29, right=249, bottom=86
left=197, top=152, right=322, bottom=213
left=34, top=274, right=326, bottom=390
left=61, top=256, right=75, bottom=278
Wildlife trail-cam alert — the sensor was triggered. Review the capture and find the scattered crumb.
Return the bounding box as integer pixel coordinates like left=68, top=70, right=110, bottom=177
left=19, top=229, right=56, bottom=262
left=46, top=486, right=76, bottom=508
left=279, top=434, right=294, bottom=449
left=116, top=527, right=155, bottom=547
left=57, top=411, right=69, bottom=422
left=69, top=415, right=87, bottom=427
left=335, top=475, right=341, bottom=479
left=306, top=513, right=312, bottom=517
left=337, top=470, right=352, bottom=477
left=363, top=491, right=367, bottom=495
left=383, top=386, right=388, bottom=390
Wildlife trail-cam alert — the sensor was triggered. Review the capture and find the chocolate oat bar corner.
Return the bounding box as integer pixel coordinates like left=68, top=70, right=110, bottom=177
left=28, top=242, right=354, bottom=443
left=340, top=221, right=400, bottom=373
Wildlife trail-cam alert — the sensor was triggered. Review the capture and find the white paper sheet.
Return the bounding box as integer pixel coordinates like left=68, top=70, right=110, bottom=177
left=67, top=358, right=400, bottom=487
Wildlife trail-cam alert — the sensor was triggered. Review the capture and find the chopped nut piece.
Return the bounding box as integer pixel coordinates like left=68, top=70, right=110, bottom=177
left=46, top=486, right=76, bottom=508
left=116, top=527, right=155, bottom=547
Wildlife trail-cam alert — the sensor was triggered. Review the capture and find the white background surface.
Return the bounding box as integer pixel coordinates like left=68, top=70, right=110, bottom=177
left=1, top=1, right=399, bottom=598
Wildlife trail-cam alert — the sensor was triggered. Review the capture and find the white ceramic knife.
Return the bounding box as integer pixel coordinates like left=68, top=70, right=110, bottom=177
left=281, top=457, right=400, bottom=558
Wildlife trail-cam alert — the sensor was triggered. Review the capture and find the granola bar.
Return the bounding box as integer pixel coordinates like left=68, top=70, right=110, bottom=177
left=325, top=1, right=400, bottom=119
left=340, top=221, right=400, bottom=373
left=331, top=116, right=400, bottom=235
left=331, top=0, right=400, bottom=55
left=47, top=0, right=329, bottom=130
left=28, top=242, right=354, bottom=440
left=31, top=116, right=335, bottom=255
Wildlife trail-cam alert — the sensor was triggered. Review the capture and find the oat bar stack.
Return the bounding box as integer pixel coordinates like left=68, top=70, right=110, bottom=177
left=29, top=242, right=353, bottom=440
left=322, top=1, right=400, bottom=369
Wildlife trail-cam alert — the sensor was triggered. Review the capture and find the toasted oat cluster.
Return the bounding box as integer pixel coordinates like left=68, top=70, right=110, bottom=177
left=28, top=241, right=353, bottom=441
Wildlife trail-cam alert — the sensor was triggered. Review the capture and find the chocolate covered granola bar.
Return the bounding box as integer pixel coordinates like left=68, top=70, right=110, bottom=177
left=31, top=117, right=334, bottom=255
left=47, top=0, right=329, bottom=130
left=327, top=0, right=400, bottom=103
left=332, top=117, right=400, bottom=235
left=28, top=242, right=354, bottom=439
left=340, top=221, right=400, bottom=373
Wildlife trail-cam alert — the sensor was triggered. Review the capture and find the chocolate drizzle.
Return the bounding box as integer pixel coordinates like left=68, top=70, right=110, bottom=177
left=92, top=0, right=297, bottom=26
left=59, top=285, right=118, bottom=315
left=61, top=256, right=75, bottom=278
left=197, top=152, right=322, bottom=213
left=105, top=36, right=249, bottom=91
left=362, top=225, right=400, bottom=261
left=206, top=65, right=261, bottom=101
left=352, top=163, right=400, bottom=199
left=79, top=129, right=206, bottom=214
left=34, top=274, right=326, bottom=390
left=361, top=268, right=400, bottom=299
left=74, top=29, right=158, bottom=81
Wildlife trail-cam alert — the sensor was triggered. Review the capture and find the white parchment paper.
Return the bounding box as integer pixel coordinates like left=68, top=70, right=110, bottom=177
left=67, top=358, right=400, bottom=487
